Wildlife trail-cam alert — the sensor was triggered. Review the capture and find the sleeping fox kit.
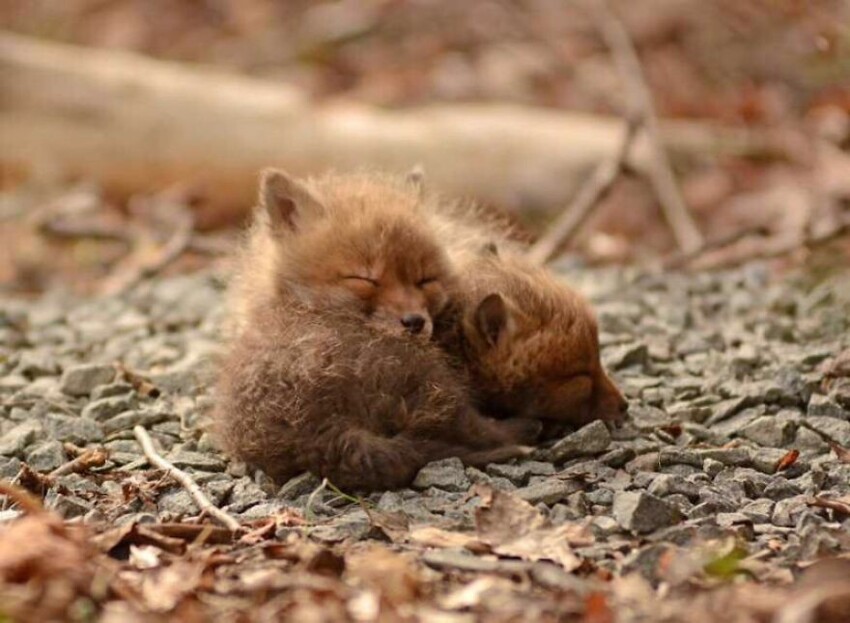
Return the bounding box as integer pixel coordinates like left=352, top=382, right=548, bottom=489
left=213, top=170, right=538, bottom=491
left=434, top=250, right=628, bottom=434
left=214, top=167, right=626, bottom=491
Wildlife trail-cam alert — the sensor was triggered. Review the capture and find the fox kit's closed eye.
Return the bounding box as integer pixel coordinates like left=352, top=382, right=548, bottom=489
left=436, top=249, right=628, bottom=432
left=213, top=170, right=539, bottom=491
left=229, top=169, right=453, bottom=338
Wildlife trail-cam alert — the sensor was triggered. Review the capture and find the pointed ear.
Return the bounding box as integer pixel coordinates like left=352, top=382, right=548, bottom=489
left=259, top=168, right=324, bottom=233
left=405, top=165, right=425, bottom=195
left=474, top=293, right=510, bottom=347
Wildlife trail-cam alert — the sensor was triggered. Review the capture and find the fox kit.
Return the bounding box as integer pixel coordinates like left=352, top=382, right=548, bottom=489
left=436, top=249, right=627, bottom=432
left=228, top=169, right=453, bottom=339
left=214, top=169, right=538, bottom=491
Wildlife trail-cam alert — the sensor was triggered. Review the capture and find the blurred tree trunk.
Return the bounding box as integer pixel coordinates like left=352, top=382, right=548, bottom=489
left=0, top=32, right=767, bottom=227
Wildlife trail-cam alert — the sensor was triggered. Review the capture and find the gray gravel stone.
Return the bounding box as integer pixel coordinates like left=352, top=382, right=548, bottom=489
left=82, top=395, right=137, bottom=421
left=807, top=394, right=848, bottom=420
left=412, top=458, right=470, bottom=492
left=805, top=416, right=850, bottom=446
left=547, top=420, right=611, bottom=463
left=739, top=415, right=797, bottom=447
left=102, top=410, right=169, bottom=435
left=25, top=440, right=67, bottom=472
left=486, top=461, right=554, bottom=485
left=59, top=363, right=116, bottom=396
left=613, top=491, right=680, bottom=534
left=45, top=414, right=103, bottom=445
left=0, top=420, right=44, bottom=457
left=167, top=450, right=226, bottom=472
left=515, top=479, right=579, bottom=505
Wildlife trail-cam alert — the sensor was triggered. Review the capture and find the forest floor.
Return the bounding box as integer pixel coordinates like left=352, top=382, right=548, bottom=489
left=1, top=261, right=849, bottom=622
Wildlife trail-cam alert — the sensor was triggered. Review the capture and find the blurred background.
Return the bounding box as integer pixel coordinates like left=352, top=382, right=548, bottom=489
left=1, top=0, right=848, bottom=295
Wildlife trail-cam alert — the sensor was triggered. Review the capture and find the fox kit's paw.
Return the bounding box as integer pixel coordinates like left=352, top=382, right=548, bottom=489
left=495, top=417, right=543, bottom=445
left=461, top=444, right=534, bottom=467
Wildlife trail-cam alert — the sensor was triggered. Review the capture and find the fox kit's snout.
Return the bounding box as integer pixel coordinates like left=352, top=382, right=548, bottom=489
left=248, top=168, right=453, bottom=337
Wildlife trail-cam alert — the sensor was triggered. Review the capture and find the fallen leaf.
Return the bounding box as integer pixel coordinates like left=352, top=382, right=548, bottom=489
left=139, top=559, right=204, bottom=612
left=775, top=449, right=800, bottom=472
left=129, top=544, right=163, bottom=570
left=829, top=442, right=850, bottom=464
left=439, top=576, right=514, bottom=610
left=347, top=545, right=422, bottom=606
left=408, top=526, right=486, bottom=550
left=583, top=592, right=615, bottom=623
left=474, top=485, right=592, bottom=571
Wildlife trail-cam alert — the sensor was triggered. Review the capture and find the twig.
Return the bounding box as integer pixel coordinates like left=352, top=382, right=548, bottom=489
left=807, top=496, right=850, bottom=517
left=101, top=208, right=195, bottom=296
left=304, top=477, right=329, bottom=523
left=586, top=0, right=703, bottom=254
left=49, top=447, right=109, bottom=478
left=132, top=425, right=240, bottom=531
left=696, top=219, right=850, bottom=269
left=662, top=225, right=771, bottom=269
left=527, top=117, right=641, bottom=265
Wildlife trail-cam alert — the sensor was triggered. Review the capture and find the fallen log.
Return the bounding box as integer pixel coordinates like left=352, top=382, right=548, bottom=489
left=0, top=32, right=778, bottom=225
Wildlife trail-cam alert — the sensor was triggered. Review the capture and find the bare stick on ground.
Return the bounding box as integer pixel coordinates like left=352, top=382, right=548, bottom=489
left=587, top=0, right=703, bottom=254
left=49, top=447, right=109, bottom=478
left=133, top=425, right=241, bottom=532
left=527, top=117, right=641, bottom=265
left=662, top=225, right=771, bottom=270
left=101, top=208, right=195, bottom=296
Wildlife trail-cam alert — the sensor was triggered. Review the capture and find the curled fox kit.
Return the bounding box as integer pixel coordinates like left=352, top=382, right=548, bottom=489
left=214, top=169, right=538, bottom=492
left=214, top=168, right=627, bottom=491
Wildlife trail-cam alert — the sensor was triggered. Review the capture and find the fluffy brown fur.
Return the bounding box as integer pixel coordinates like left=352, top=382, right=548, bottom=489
left=214, top=303, right=539, bottom=491
left=227, top=169, right=455, bottom=339
left=435, top=250, right=628, bottom=433
left=214, top=169, right=538, bottom=491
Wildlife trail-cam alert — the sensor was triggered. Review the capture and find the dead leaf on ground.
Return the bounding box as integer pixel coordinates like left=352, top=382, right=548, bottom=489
left=829, top=442, right=850, bottom=464
left=473, top=484, right=592, bottom=571
left=407, top=525, right=486, bottom=551
left=775, top=558, right=850, bottom=623
left=775, top=449, right=800, bottom=472
left=346, top=545, right=422, bottom=606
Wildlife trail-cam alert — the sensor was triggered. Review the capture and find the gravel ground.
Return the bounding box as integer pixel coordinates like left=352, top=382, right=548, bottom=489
left=1, top=263, right=849, bottom=620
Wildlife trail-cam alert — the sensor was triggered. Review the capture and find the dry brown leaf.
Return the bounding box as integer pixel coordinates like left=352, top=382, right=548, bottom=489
left=346, top=545, right=422, bottom=606
left=439, top=576, right=516, bottom=610
left=474, top=485, right=592, bottom=571
left=775, top=558, right=850, bottom=623
left=829, top=442, right=850, bottom=464
left=408, top=526, right=486, bottom=550
left=775, top=449, right=800, bottom=472
left=138, top=559, right=204, bottom=612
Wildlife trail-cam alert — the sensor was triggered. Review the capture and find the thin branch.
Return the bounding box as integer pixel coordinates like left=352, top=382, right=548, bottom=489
left=694, top=219, right=850, bottom=270
left=527, top=116, right=640, bottom=265
left=49, top=447, right=109, bottom=478
left=587, top=0, right=703, bottom=253
left=132, top=425, right=240, bottom=532
left=662, top=225, right=771, bottom=269
left=101, top=208, right=195, bottom=296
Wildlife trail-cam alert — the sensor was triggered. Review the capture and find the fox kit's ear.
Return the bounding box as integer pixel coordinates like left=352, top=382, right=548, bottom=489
left=259, top=168, right=324, bottom=233
left=474, top=293, right=510, bottom=347
left=405, top=165, right=425, bottom=196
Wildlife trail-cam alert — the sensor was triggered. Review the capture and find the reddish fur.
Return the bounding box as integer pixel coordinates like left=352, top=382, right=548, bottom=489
left=436, top=252, right=628, bottom=433
left=214, top=170, right=538, bottom=491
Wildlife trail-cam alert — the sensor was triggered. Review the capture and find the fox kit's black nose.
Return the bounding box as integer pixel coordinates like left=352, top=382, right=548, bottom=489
left=401, top=313, right=426, bottom=334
